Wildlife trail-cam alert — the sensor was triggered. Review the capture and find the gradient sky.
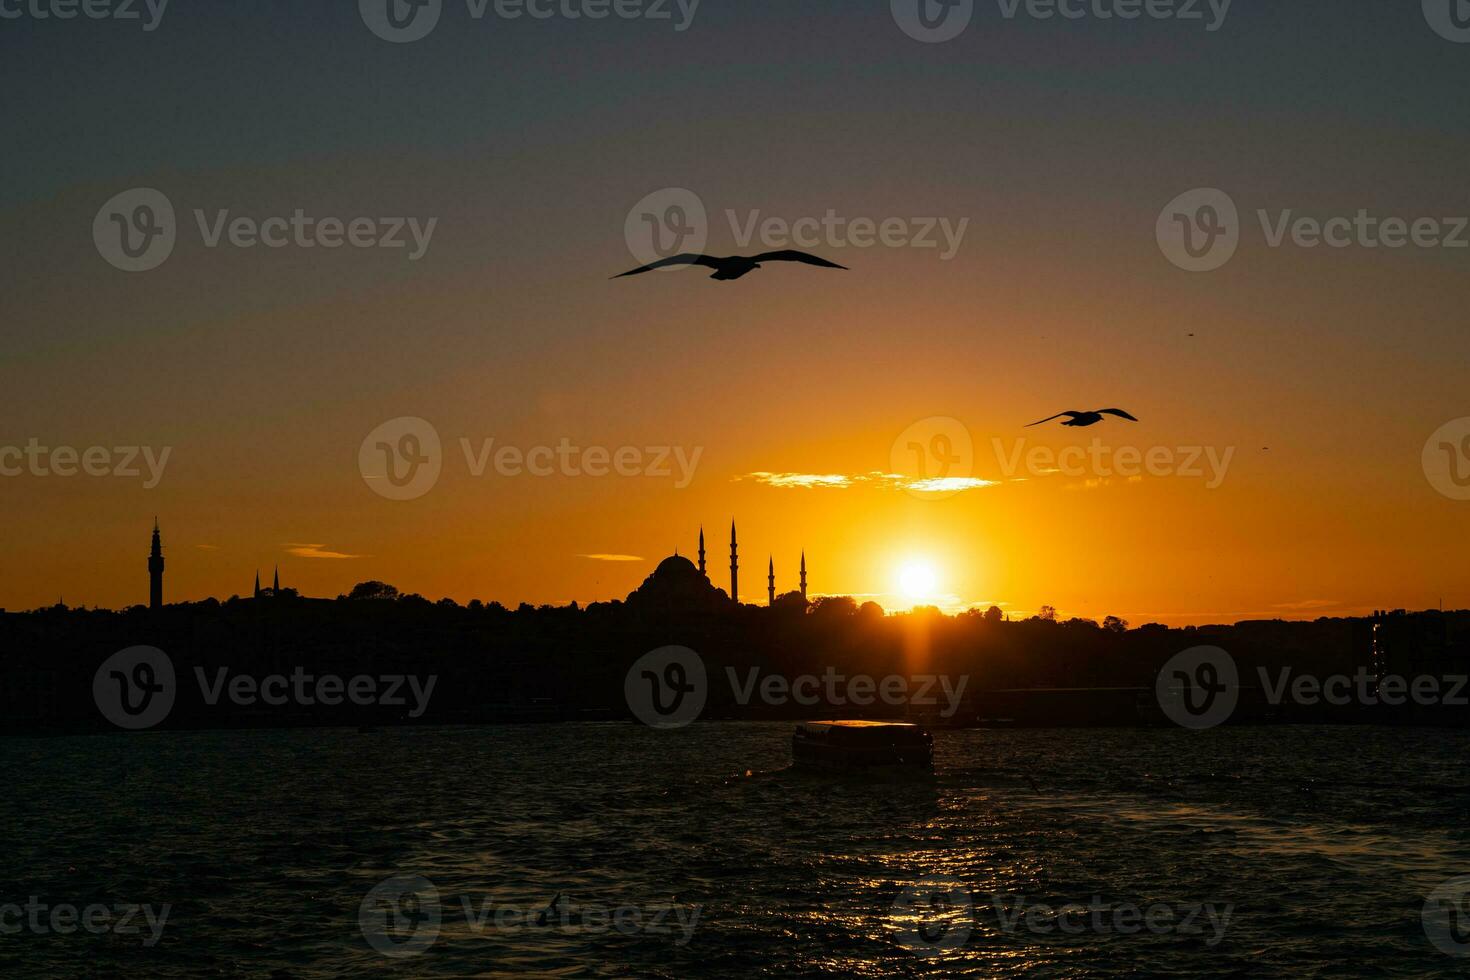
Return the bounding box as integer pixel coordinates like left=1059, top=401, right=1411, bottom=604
left=3, top=0, right=1468, bottom=622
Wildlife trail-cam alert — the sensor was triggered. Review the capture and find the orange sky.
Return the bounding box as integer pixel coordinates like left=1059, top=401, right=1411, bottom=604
left=5, top=6, right=1468, bottom=622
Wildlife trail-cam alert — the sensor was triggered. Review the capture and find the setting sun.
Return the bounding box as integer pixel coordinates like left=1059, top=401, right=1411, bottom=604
left=897, top=560, right=940, bottom=601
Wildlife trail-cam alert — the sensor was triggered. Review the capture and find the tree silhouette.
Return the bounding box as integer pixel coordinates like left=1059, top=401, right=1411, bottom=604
left=345, top=581, right=399, bottom=600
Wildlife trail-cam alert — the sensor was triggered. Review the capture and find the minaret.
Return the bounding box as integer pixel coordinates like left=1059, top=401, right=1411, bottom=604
left=768, top=556, right=776, bottom=606
left=697, top=527, right=707, bottom=577
left=729, top=521, right=739, bottom=604
left=148, top=519, right=164, bottom=610
left=800, top=551, right=807, bottom=600
left=254, top=571, right=261, bottom=599
left=273, top=566, right=280, bottom=594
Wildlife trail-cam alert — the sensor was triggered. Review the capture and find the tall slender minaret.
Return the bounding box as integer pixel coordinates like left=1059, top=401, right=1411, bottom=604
left=729, top=521, right=739, bottom=604
left=254, top=571, right=261, bottom=599
left=273, top=566, right=280, bottom=593
left=148, top=519, right=164, bottom=610
left=768, top=556, right=776, bottom=605
left=800, top=551, right=807, bottom=600
left=698, top=527, right=706, bottom=577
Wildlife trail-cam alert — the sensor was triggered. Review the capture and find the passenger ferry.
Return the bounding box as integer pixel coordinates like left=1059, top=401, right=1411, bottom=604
left=790, top=720, right=934, bottom=772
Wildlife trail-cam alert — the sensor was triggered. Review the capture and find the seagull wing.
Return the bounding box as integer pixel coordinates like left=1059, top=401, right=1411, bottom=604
left=1026, top=412, right=1081, bottom=427
left=1099, top=409, right=1140, bottom=422
left=751, top=249, right=848, bottom=270
left=612, top=254, right=721, bottom=278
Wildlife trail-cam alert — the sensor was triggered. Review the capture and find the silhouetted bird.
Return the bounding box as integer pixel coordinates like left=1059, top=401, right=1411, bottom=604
left=613, top=250, right=848, bottom=281
left=1027, top=409, right=1140, bottom=428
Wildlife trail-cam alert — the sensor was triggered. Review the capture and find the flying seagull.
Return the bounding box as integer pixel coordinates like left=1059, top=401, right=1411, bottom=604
left=613, top=250, right=848, bottom=281
left=1027, top=409, right=1140, bottom=428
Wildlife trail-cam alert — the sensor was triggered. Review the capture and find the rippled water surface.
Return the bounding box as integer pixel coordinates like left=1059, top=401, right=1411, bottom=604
left=5, top=724, right=1470, bottom=977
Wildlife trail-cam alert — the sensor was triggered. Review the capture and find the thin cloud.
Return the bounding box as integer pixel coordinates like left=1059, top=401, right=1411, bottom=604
left=739, top=471, right=997, bottom=493
left=579, top=554, right=645, bottom=562
left=286, top=543, right=363, bottom=560
left=1272, top=599, right=1341, bottom=610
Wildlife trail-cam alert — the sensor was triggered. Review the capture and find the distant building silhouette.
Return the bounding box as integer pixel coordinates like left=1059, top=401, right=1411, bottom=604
left=624, top=553, right=731, bottom=613
left=730, top=521, right=739, bottom=604
left=629, top=525, right=808, bottom=610
left=253, top=566, right=285, bottom=599
left=148, top=519, right=164, bottom=609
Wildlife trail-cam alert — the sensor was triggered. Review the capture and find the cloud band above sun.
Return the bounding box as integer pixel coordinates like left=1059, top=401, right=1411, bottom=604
left=286, top=543, right=364, bottom=560
left=738, top=471, right=998, bottom=493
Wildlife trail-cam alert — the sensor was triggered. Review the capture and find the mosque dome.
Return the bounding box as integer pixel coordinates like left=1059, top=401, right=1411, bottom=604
left=652, top=555, right=700, bottom=579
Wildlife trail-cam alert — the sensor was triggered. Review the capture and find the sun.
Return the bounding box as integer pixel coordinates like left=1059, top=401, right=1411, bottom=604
left=897, top=560, right=940, bottom=601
